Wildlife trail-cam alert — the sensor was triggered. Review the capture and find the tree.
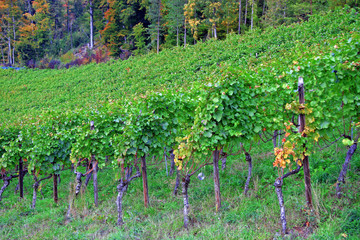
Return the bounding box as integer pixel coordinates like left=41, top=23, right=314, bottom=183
left=0, top=0, right=21, bottom=65
left=165, top=0, right=186, bottom=47
left=101, top=0, right=147, bottom=56
left=238, top=0, right=242, bottom=34
left=202, top=0, right=222, bottom=39
left=147, top=0, right=162, bottom=53
left=89, top=0, right=94, bottom=48
left=184, top=0, right=200, bottom=42
left=132, top=22, right=147, bottom=55
left=18, top=0, right=51, bottom=63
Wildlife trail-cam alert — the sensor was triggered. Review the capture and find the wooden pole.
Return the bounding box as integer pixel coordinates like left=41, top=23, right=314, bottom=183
left=53, top=174, right=58, bottom=204
left=19, top=157, right=24, bottom=198
left=298, top=77, right=313, bottom=209
left=213, top=148, right=221, bottom=211
left=90, top=120, right=98, bottom=207
left=141, top=155, right=149, bottom=207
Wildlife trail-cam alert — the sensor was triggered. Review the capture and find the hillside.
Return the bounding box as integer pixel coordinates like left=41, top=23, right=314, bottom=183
left=0, top=8, right=359, bottom=126
left=0, top=7, right=360, bottom=240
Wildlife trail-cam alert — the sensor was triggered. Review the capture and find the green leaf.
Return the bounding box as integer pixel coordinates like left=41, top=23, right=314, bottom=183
left=320, top=121, right=330, bottom=129
left=213, top=111, right=222, bottom=122
left=254, top=126, right=262, bottom=133
left=203, top=131, right=212, bottom=138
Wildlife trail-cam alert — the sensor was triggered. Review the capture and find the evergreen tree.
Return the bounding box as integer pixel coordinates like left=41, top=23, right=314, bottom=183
left=165, top=0, right=186, bottom=47
left=147, top=0, right=162, bottom=53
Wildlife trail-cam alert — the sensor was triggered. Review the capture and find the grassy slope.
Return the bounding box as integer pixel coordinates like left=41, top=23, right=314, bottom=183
left=0, top=141, right=359, bottom=239
left=0, top=9, right=358, bottom=126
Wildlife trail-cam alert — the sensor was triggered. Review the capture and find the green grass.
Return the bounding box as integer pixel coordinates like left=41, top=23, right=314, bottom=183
left=1, top=142, right=359, bottom=239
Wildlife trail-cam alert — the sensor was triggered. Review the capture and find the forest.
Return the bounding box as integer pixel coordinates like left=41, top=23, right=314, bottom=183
left=0, top=0, right=358, bottom=68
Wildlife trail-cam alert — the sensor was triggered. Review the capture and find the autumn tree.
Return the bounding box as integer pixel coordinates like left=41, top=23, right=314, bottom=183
left=101, top=0, right=147, bottom=56
left=0, top=0, right=21, bottom=65
left=18, top=0, right=51, bottom=63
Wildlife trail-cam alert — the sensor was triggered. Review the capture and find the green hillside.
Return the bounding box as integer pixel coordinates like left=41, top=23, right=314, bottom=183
left=1, top=7, right=360, bottom=240
left=0, top=8, right=358, bottom=126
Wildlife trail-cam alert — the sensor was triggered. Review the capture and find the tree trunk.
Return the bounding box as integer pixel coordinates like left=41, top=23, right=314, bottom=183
left=85, top=161, right=92, bottom=187
left=238, top=0, right=242, bottom=34
left=27, top=0, right=32, bottom=15
left=89, top=0, right=94, bottom=49
left=213, top=7, right=217, bottom=39
left=169, top=150, right=175, bottom=176
left=220, top=149, right=227, bottom=170
left=32, top=180, right=39, bottom=209
left=116, top=180, right=126, bottom=226
left=19, top=158, right=24, bottom=198
left=176, top=26, right=179, bottom=47
left=274, top=165, right=301, bottom=234
left=92, top=157, right=98, bottom=206
left=32, top=174, right=52, bottom=209
left=336, top=142, right=358, bottom=198
left=298, top=77, right=313, bottom=209
left=262, top=0, right=266, bottom=16
left=11, top=0, right=16, bottom=65
left=213, top=148, right=221, bottom=211
left=85, top=171, right=92, bottom=187
left=283, top=3, right=286, bottom=18
left=274, top=178, right=287, bottom=234
left=273, top=130, right=277, bottom=148
left=141, top=155, right=149, bottom=207
left=53, top=174, right=58, bottom=204
left=75, top=172, right=85, bottom=196
left=243, top=152, right=252, bottom=195
left=0, top=175, right=16, bottom=202
left=1, top=45, right=5, bottom=64
left=244, top=0, right=248, bottom=25
left=8, top=36, right=12, bottom=65
left=251, top=0, right=254, bottom=30
left=116, top=166, right=141, bottom=226
left=156, top=1, right=161, bottom=54
left=174, top=169, right=180, bottom=196
left=70, top=21, right=73, bottom=49
left=184, top=20, right=187, bottom=48
left=0, top=179, right=10, bottom=202
left=182, top=175, right=190, bottom=228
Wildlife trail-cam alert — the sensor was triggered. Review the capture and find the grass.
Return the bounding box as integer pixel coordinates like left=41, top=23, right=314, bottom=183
left=0, top=141, right=359, bottom=239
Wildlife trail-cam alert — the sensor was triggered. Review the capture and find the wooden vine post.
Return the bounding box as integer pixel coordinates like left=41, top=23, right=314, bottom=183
left=141, top=155, right=149, bottom=207
left=213, top=147, right=221, bottom=211
left=53, top=174, right=58, bottom=204
left=243, top=152, right=252, bottom=195
left=90, top=120, right=98, bottom=207
left=19, top=157, right=24, bottom=198
left=298, top=77, right=313, bottom=209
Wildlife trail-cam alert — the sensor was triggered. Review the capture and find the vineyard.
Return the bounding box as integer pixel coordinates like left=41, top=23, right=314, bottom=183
left=1, top=7, right=360, bottom=239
